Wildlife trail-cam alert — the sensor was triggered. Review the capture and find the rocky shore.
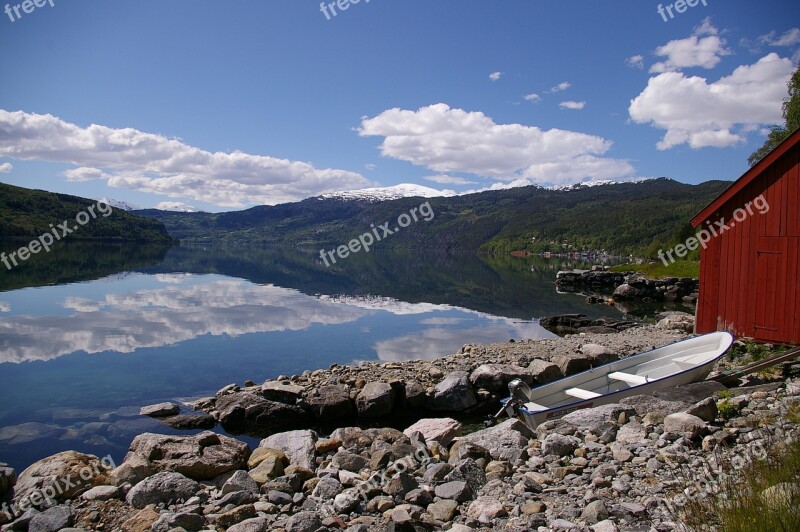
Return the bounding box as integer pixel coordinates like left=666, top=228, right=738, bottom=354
left=555, top=269, right=699, bottom=306
left=1, top=327, right=798, bottom=532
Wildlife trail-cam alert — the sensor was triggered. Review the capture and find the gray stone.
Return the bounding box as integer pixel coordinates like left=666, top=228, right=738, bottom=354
left=226, top=517, right=270, bottom=532
left=0, top=462, right=15, bottom=501
left=27, top=505, right=72, bottom=532
left=307, top=385, right=354, bottom=421
left=434, top=481, right=472, bottom=502
left=454, top=418, right=532, bottom=462
left=125, top=472, right=202, bottom=509
left=13, top=451, right=112, bottom=504
left=580, top=344, right=619, bottom=365
left=615, top=421, right=648, bottom=445
left=383, top=472, right=418, bottom=498
left=286, top=510, right=322, bottom=532
left=402, top=380, right=427, bottom=409
left=161, top=413, right=216, bottom=430
left=443, top=459, right=486, bottom=492
left=664, top=413, right=707, bottom=440
left=356, top=382, right=395, bottom=418
left=552, top=354, right=592, bottom=376
left=403, top=418, right=462, bottom=446
left=591, top=520, right=619, bottom=532
left=423, top=462, right=453, bottom=483
left=541, top=433, right=581, bottom=457
left=267, top=490, right=293, bottom=505
left=333, top=488, right=361, bottom=513
left=312, top=477, right=343, bottom=499
left=620, top=395, right=689, bottom=416
left=151, top=512, right=205, bottom=532
left=428, top=372, right=477, bottom=412
left=684, top=397, right=718, bottom=422
left=466, top=496, right=507, bottom=521
left=139, top=402, right=180, bottom=418
left=469, top=364, right=534, bottom=393
left=259, top=429, right=317, bottom=469
left=261, top=381, right=304, bottom=404
left=222, top=470, right=259, bottom=495
left=216, top=392, right=311, bottom=432
left=331, top=450, right=369, bottom=472
left=653, top=381, right=726, bottom=404
left=562, top=404, right=636, bottom=435
left=79, top=485, right=119, bottom=501
left=427, top=499, right=459, bottom=521
left=528, top=359, right=564, bottom=384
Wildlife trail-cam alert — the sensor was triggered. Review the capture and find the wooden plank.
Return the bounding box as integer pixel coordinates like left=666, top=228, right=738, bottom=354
left=711, top=346, right=800, bottom=386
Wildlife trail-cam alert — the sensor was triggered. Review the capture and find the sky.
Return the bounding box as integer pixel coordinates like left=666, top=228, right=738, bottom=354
left=0, top=0, right=798, bottom=212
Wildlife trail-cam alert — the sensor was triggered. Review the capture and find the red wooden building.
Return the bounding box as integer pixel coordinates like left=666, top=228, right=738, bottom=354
left=691, top=128, right=800, bottom=344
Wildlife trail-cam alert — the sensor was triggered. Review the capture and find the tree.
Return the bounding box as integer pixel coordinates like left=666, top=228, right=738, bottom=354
left=748, top=65, right=800, bottom=166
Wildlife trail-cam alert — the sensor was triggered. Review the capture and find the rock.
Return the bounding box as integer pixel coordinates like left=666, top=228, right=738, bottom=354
left=581, top=500, right=609, bottom=524
left=404, top=488, right=432, bottom=506
left=80, top=485, right=119, bottom=501
left=216, top=392, right=311, bottom=432
left=315, top=437, right=343, bottom=454
left=383, top=472, right=418, bottom=498
left=226, top=517, right=270, bottom=532
left=613, top=283, right=644, bottom=300
left=126, top=472, right=202, bottom=509
left=259, top=430, right=317, bottom=469
left=333, top=488, right=361, bottom=513
left=469, top=364, right=533, bottom=393
left=528, top=359, right=564, bottom=384
left=664, top=413, right=707, bottom=440
left=216, top=504, right=256, bottom=528
left=312, top=477, right=343, bottom=499
left=27, top=505, right=72, bottom=532
left=261, top=381, right=304, bottom=404
left=403, top=418, right=462, bottom=446
left=760, top=483, right=799, bottom=509
left=562, top=404, right=636, bottom=435
left=222, top=470, right=259, bottom=495
left=448, top=441, right=491, bottom=465
left=355, top=382, right=395, bottom=418
left=161, top=413, right=216, bottom=430
left=139, top=402, right=180, bottom=418
left=657, top=313, right=695, bottom=333
left=580, top=344, right=619, bottom=365
left=151, top=512, right=205, bottom=532
left=453, top=418, right=532, bottom=462
left=14, top=451, right=112, bottom=504
left=552, top=354, right=592, bottom=376
left=249, top=455, right=285, bottom=484
left=266, top=490, right=292, bottom=505
left=0, top=463, right=16, bottom=500
left=467, top=496, right=507, bottom=521
left=434, top=481, right=472, bottom=502
left=402, top=380, right=427, bottom=409
left=117, top=431, right=249, bottom=483
left=615, top=421, right=648, bottom=446
left=120, top=506, right=160, bottom=532
left=248, top=447, right=288, bottom=469
left=286, top=510, right=322, bottom=532
left=427, top=499, right=459, bottom=521
left=685, top=397, right=718, bottom=422
left=653, top=381, right=726, bottom=404
left=591, top=520, right=619, bottom=532
left=428, top=372, right=477, bottom=412
left=331, top=450, right=369, bottom=472
left=541, top=433, right=581, bottom=457
left=307, top=385, right=355, bottom=421
left=443, top=459, right=486, bottom=493
left=620, top=395, right=689, bottom=416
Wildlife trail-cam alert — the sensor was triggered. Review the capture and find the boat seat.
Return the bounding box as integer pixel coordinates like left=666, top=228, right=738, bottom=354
left=565, top=387, right=601, bottom=400
left=523, top=401, right=547, bottom=412
left=608, top=371, right=649, bottom=385
left=673, top=354, right=706, bottom=368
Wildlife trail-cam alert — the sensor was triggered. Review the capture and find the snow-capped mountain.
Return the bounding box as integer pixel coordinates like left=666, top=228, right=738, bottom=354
left=548, top=178, right=656, bottom=191
left=318, top=184, right=456, bottom=202
left=155, top=201, right=199, bottom=212
left=97, top=197, right=141, bottom=211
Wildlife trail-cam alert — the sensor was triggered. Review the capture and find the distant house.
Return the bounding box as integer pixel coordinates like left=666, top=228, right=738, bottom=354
left=691, top=128, right=800, bottom=344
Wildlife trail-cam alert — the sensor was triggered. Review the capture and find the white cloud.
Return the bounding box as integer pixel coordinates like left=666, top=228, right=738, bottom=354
left=0, top=110, right=371, bottom=208
left=650, top=19, right=731, bottom=73
left=626, top=55, right=644, bottom=69
left=524, top=93, right=541, bottom=102
left=0, top=162, right=12, bottom=173
left=364, top=163, right=377, bottom=171
left=156, top=201, right=198, bottom=212
left=630, top=53, right=795, bottom=150
left=549, top=81, right=571, bottom=93
left=0, top=301, right=10, bottom=312
left=759, top=28, right=800, bottom=47
left=423, top=175, right=477, bottom=186
left=358, top=103, right=635, bottom=186
left=560, top=101, right=586, bottom=110
left=489, top=71, right=503, bottom=81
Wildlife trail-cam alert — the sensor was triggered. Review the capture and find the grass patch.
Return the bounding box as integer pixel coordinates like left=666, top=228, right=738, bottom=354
left=610, top=261, right=699, bottom=279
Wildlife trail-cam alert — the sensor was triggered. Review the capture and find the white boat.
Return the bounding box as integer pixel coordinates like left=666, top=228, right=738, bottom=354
left=496, top=331, right=734, bottom=430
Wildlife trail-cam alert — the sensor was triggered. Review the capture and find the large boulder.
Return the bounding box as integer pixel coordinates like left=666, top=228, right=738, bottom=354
left=215, top=392, right=311, bottom=433
left=653, top=381, right=726, bottom=404
left=126, top=471, right=203, bottom=509
left=469, top=364, right=534, bottom=393
left=14, top=451, right=113, bottom=504
left=402, top=380, right=427, bottom=409
left=541, top=433, right=581, bottom=457
left=355, top=382, right=394, bottom=418
left=454, top=419, right=532, bottom=462
left=552, top=354, right=592, bottom=376
left=306, top=385, right=354, bottom=421
left=620, top=395, right=690, bottom=417
left=116, top=431, right=249, bottom=484
left=580, top=344, right=619, bottom=366
left=561, top=404, right=636, bottom=435
left=403, top=418, right=462, bottom=446
left=428, top=372, right=477, bottom=412
left=28, top=505, right=73, bottom=532
left=259, top=430, right=318, bottom=470
left=261, top=381, right=304, bottom=404
left=0, top=463, right=15, bottom=500
left=139, top=402, right=180, bottom=418
left=664, top=413, right=707, bottom=440
left=528, top=360, right=564, bottom=385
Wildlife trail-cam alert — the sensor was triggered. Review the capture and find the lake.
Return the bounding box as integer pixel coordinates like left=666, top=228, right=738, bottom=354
left=0, top=242, right=653, bottom=472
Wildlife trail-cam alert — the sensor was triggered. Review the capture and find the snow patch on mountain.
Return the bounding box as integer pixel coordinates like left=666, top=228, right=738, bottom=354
left=318, top=184, right=456, bottom=202
left=97, top=197, right=141, bottom=211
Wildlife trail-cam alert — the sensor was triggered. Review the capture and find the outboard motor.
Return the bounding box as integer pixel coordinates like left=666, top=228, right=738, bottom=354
left=484, top=378, right=532, bottom=427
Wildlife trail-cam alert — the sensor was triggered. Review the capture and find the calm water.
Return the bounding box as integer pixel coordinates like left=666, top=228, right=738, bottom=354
left=0, top=243, right=649, bottom=472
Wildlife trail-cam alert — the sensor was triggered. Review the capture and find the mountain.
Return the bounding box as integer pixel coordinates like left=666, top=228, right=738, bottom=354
left=136, top=178, right=731, bottom=256
left=0, top=183, right=174, bottom=243
left=318, top=183, right=456, bottom=202
left=97, top=197, right=142, bottom=211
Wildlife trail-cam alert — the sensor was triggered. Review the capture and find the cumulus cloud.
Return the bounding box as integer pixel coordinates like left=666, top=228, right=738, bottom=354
left=630, top=53, right=795, bottom=150
left=0, top=110, right=370, bottom=208
left=0, top=162, right=12, bottom=173
left=549, top=81, right=571, bottom=93
left=489, top=71, right=503, bottom=81
left=650, top=19, right=731, bottom=73
left=626, top=55, right=644, bottom=69
left=423, top=175, right=477, bottom=186
left=156, top=201, right=199, bottom=212
left=759, top=28, right=800, bottom=47
left=560, top=101, right=586, bottom=110
left=524, top=93, right=541, bottom=102
left=358, top=103, right=634, bottom=186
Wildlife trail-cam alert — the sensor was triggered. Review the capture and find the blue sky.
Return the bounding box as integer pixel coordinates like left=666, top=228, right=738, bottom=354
left=0, top=0, right=798, bottom=212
